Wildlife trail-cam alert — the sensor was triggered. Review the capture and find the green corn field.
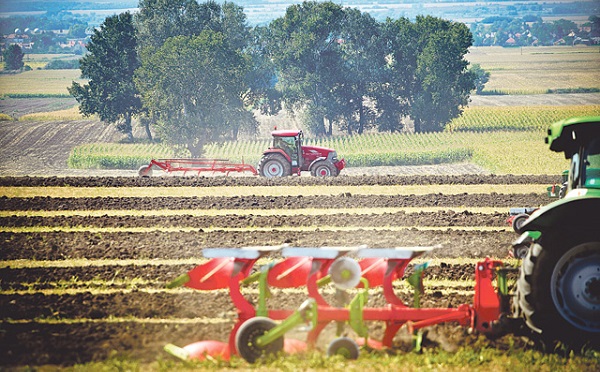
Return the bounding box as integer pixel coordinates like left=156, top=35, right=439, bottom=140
left=68, top=129, right=569, bottom=175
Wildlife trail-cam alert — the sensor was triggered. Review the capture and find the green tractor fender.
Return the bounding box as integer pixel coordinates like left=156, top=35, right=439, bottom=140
left=516, top=192, right=600, bottom=239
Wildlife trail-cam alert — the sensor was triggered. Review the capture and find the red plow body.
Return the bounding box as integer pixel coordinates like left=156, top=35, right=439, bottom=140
left=164, top=245, right=508, bottom=362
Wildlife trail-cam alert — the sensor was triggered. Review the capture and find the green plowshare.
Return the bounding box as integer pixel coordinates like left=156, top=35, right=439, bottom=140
left=512, top=116, right=600, bottom=348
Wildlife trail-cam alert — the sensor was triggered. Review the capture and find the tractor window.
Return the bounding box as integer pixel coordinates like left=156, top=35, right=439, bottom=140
left=583, top=138, right=600, bottom=188
left=569, top=152, right=580, bottom=190
left=281, top=137, right=298, bottom=165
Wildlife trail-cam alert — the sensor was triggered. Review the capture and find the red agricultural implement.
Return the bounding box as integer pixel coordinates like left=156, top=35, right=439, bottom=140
left=138, top=158, right=257, bottom=177
left=137, top=129, right=345, bottom=178
left=164, top=245, right=511, bottom=363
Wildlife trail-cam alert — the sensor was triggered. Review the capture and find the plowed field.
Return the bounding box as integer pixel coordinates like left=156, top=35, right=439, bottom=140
left=0, top=175, right=559, bottom=367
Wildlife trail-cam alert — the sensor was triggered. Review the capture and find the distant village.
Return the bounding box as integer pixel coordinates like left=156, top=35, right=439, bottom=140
left=2, top=27, right=89, bottom=55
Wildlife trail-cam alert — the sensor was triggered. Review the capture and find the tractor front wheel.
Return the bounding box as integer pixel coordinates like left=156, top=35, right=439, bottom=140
left=515, top=241, right=600, bottom=348
left=311, top=160, right=337, bottom=177
left=511, top=213, right=529, bottom=232
left=235, top=317, right=284, bottom=363
left=258, top=154, right=292, bottom=178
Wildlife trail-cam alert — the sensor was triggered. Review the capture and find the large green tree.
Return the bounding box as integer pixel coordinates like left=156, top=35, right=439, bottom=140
left=377, top=16, right=474, bottom=133
left=68, top=12, right=142, bottom=141
left=335, top=8, right=382, bottom=134
left=135, top=31, right=249, bottom=157
left=135, top=0, right=261, bottom=143
left=410, top=16, right=474, bottom=132
left=373, top=17, right=418, bottom=133
left=3, top=44, right=24, bottom=71
left=267, top=1, right=347, bottom=136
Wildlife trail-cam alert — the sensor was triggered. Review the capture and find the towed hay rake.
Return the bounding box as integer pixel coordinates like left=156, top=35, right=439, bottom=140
left=138, top=158, right=258, bottom=177
left=164, top=245, right=510, bottom=363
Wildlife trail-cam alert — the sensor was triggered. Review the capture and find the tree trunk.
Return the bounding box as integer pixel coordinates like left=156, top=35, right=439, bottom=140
left=232, top=126, right=239, bottom=141
left=140, top=116, right=153, bottom=141
left=117, top=114, right=133, bottom=142
left=187, top=137, right=206, bottom=158
left=413, top=118, right=421, bottom=133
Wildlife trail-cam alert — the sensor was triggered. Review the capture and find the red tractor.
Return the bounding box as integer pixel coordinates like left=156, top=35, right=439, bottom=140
left=258, top=129, right=345, bottom=177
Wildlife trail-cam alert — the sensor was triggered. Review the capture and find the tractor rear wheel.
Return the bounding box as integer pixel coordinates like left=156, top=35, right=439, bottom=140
left=515, top=241, right=600, bottom=348
left=311, top=160, right=337, bottom=177
left=258, top=154, right=292, bottom=178
left=235, top=317, right=284, bottom=363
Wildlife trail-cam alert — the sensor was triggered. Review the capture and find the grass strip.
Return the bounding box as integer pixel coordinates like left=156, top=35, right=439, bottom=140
left=0, top=184, right=547, bottom=198
left=0, top=206, right=508, bottom=217
left=3, top=317, right=232, bottom=325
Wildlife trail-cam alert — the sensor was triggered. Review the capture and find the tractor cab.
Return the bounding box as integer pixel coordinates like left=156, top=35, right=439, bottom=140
left=547, top=116, right=600, bottom=194
left=271, top=130, right=304, bottom=169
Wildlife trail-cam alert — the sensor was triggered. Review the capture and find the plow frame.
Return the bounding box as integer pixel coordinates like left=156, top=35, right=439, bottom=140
left=166, top=245, right=507, bottom=362
left=140, top=158, right=258, bottom=176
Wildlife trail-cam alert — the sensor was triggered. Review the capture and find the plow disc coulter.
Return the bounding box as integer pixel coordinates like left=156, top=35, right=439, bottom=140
left=164, top=245, right=510, bottom=363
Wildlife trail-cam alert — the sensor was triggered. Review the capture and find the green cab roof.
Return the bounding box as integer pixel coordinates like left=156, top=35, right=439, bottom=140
left=546, top=116, right=600, bottom=157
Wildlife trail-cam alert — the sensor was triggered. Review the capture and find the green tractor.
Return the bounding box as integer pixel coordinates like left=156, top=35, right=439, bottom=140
left=512, top=116, right=600, bottom=348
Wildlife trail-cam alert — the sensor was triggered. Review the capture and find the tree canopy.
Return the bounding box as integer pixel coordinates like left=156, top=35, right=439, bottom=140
left=134, top=0, right=261, bottom=156
left=266, top=3, right=474, bottom=134
left=3, top=44, right=24, bottom=70
left=68, top=12, right=141, bottom=141
left=135, top=31, right=251, bottom=157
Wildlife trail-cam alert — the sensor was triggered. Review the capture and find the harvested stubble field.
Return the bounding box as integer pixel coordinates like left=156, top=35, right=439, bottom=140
left=4, top=173, right=598, bottom=371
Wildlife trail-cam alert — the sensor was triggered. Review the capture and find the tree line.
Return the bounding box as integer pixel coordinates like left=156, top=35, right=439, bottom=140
left=69, top=0, right=477, bottom=157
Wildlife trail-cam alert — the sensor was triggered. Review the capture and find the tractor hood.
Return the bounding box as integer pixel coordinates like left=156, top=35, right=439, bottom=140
left=302, top=145, right=337, bottom=156
left=517, top=188, right=600, bottom=234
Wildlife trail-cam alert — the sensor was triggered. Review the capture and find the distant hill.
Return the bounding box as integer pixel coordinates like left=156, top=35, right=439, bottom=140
left=2, top=1, right=597, bottom=26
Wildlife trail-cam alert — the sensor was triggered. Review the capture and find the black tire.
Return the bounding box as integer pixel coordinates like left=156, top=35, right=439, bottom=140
left=326, top=337, right=360, bottom=359
left=513, top=244, right=529, bottom=259
left=258, top=154, right=292, bottom=178
left=235, top=317, right=284, bottom=363
left=310, top=160, right=337, bottom=177
left=511, top=213, right=529, bottom=233
left=515, top=241, right=600, bottom=348
left=138, top=165, right=152, bottom=177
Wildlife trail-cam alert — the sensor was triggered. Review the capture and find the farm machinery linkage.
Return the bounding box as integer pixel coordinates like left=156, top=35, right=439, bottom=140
left=164, top=244, right=514, bottom=363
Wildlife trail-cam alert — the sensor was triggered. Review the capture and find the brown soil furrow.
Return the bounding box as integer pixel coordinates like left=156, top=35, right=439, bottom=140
left=0, top=292, right=236, bottom=320
left=0, top=290, right=471, bottom=322
left=0, top=174, right=561, bottom=187
left=0, top=264, right=196, bottom=288
left=0, top=322, right=234, bottom=366
left=0, top=211, right=508, bottom=228
left=0, top=263, right=485, bottom=289
left=0, top=230, right=515, bottom=261
left=0, top=193, right=548, bottom=211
